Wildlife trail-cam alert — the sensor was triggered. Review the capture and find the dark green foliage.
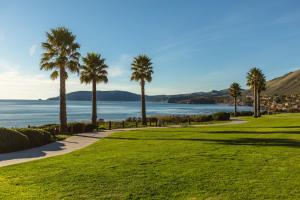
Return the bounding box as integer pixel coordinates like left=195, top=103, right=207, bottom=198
left=0, top=128, right=30, bottom=153
left=193, top=115, right=213, bottom=122
left=212, top=112, right=230, bottom=120
left=84, top=123, right=96, bottom=132
left=125, top=117, right=142, bottom=122
left=67, top=122, right=96, bottom=133
left=15, top=128, right=53, bottom=147
left=231, top=111, right=254, bottom=116
left=156, top=115, right=214, bottom=123
left=67, top=122, right=86, bottom=133
left=38, top=124, right=60, bottom=135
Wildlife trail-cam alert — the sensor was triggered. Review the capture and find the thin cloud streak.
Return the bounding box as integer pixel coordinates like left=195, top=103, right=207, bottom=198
left=29, top=44, right=37, bottom=56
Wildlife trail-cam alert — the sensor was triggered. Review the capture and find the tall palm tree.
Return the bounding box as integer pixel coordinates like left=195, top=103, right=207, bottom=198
left=257, top=72, right=266, bottom=117
left=40, top=27, right=80, bottom=132
left=246, top=67, right=262, bottom=118
left=131, top=55, right=153, bottom=125
left=80, top=53, right=108, bottom=126
left=229, top=82, right=241, bottom=117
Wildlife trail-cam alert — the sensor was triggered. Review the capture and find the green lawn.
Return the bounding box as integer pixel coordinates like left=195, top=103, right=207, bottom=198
left=1, top=114, right=300, bottom=199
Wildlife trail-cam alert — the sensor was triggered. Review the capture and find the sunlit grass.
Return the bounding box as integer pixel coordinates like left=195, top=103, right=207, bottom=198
left=1, top=114, right=300, bottom=199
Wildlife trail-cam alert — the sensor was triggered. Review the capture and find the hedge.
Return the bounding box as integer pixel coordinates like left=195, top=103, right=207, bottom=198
left=15, top=128, right=53, bottom=147
left=212, top=112, right=231, bottom=121
left=67, top=122, right=96, bottom=133
left=0, top=128, right=31, bottom=153
left=154, top=114, right=214, bottom=123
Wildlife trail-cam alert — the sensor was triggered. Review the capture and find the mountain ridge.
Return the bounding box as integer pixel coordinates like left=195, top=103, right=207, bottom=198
left=47, top=68, right=300, bottom=103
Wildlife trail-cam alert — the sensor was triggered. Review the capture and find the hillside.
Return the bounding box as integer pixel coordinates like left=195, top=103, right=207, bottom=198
left=47, top=69, right=300, bottom=103
left=47, top=90, right=230, bottom=103
left=265, top=69, right=300, bottom=95
left=48, top=91, right=146, bottom=101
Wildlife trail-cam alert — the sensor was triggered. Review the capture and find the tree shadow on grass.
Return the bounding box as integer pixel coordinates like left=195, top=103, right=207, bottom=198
left=142, top=130, right=300, bottom=134
left=237, top=126, right=300, bottom=129
left=105, top=137, right=300, bottom=148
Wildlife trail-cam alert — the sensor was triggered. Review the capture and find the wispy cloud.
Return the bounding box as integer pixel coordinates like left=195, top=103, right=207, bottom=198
left=29, top=44, right=37, bottom=56
left=0, top=59, right=56, bottom=99
left=108, top=54, right=131, bottom=78
left=0, top=58, right=141, bottom=99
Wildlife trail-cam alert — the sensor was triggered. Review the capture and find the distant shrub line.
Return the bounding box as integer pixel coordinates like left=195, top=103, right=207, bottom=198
left=127, top=112, right=231, bottom=124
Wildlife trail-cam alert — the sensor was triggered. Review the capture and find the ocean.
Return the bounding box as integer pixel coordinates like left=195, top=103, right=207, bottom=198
left=0, top=100, right=252, bottom=127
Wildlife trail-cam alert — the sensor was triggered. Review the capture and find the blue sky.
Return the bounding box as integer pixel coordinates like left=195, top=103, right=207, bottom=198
left=0, top=0, right=300, bottom=99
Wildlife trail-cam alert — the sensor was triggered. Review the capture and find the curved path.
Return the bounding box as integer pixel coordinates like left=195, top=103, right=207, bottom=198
left=0, top=119, right=246, bottom=167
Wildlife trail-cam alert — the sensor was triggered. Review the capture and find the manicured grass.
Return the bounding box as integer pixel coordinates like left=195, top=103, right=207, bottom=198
left=1, top=114, right=300, bottom=199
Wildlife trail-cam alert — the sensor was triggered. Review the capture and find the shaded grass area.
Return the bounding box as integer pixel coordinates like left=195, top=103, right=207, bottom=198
left=1, top=114, right=300, bottom=199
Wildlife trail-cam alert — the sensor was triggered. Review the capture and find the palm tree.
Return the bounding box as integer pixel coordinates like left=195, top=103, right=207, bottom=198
left=80, top=53, right=108, bottom=126
left=257, top=72, right=266, bottom=117
left=229, top=82, right=241, bottom=117
left=131, top=55, right=153, bottom=125
left=246, top=67, right=262, bottom=118
left=40, top=27, right=80, bottom=132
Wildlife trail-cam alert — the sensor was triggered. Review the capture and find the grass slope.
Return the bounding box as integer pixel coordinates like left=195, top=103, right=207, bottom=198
left=1, top=114, right=300, bottom=199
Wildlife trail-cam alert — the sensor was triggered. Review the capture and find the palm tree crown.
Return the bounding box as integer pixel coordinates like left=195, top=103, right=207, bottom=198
left=246, top=67, right=265, bottom=117
left=40, top=27, right=81, bottom=79
left=131, top=55, right=153, bottom=83
left=246, top=67, right=262, bottom=89
left=229, top=82, right=241, bottom=98
left=258, top=73, right=267, bottom=92
left=80, top=53, right=108, bottom=84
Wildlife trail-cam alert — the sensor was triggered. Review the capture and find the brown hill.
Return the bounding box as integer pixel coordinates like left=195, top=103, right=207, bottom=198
left=265, top=69, right=300, bottom=95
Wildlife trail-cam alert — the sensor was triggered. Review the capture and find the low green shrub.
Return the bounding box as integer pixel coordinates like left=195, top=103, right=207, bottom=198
left=84, top=123, right=96, bottom=132
left=125, top=117, right=141, bottom=122
left=231, top=111, right=253, bottom=116
left=190, top=115, right=213, bottom=122
left=37, top=124, right=60, bottom=135
left=155, top=114, right=214, bottom=123
left=0, top=128, right=30, bottom=153
left=212, top=112, right=230, bottom=121
left=67, top=122, right=85, bottom=133
left=15, top=128, right=53, bottom=147
left=156, top=115, right=189, bottom=123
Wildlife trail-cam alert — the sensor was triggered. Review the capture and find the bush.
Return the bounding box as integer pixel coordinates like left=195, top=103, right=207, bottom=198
left=16, top=128, right=53, bottom=147
left=84, top=123, right=96, bottom=132
left=125, top=117, right=141, bottom=122
left=234, top=111, right=253, bottom=116
left=155, top=114, right=214, bottom=123
left=37, top=124, right=60, bottom=135
left=0, top=128, right=30, bottom=153
left=191, top=115, right=213, bottom=122
left=212, top=112, right=230, bottom=121
left=67, top=122, right=86, bottom=133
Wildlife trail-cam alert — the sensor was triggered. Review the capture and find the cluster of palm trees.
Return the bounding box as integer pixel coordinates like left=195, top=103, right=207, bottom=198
left=229, top=67, right=266, bottom=117
left=40, top=27, right=153, bottom=132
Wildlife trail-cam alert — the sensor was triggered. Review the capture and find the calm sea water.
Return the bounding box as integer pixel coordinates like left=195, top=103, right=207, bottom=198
left=0, top=100, right=252, bottom=128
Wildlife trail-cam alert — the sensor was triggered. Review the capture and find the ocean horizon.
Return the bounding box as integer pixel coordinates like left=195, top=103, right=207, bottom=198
left=0, top=99, right=252, bottom=128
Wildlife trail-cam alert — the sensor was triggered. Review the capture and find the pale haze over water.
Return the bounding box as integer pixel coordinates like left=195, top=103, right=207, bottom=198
left=0, top=100, right=252, bottom=128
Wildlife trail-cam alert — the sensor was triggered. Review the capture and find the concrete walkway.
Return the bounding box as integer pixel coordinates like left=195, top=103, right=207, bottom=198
left=0, top=119, right=246, bottom=167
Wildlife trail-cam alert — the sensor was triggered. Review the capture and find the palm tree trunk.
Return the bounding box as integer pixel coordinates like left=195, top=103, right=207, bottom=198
left=92, top=79, right=97, bottom=126
left=234, top=97, right=237, bottom=117
left=253, top=84, right=257, bottom=118
left=59, top=67, right=68, bottom=132
left=141, top=80, right=147, bottom=125
left=257, top=91, right=261, bottom=117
